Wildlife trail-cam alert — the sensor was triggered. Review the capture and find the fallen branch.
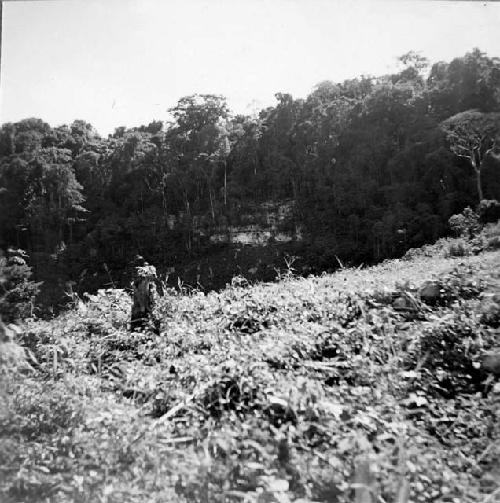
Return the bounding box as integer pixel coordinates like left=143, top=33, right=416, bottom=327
left=157, top=436, right=196, bottom=445
left=302, top=360, right=350, bottom=370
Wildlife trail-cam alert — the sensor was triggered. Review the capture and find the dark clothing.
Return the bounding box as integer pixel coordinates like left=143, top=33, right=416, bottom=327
left=130, top=264, right=160, bottom=334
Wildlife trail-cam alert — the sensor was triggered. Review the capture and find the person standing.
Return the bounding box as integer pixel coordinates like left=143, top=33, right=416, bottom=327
left=130, top=256, right=160, bottom=334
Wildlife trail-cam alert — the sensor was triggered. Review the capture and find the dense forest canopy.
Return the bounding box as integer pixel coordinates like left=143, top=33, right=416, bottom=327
left=1, top=49, right=500, bottom=308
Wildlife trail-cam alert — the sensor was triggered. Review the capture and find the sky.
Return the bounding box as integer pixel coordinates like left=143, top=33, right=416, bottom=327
left=1, top=0, right=500, bottom=136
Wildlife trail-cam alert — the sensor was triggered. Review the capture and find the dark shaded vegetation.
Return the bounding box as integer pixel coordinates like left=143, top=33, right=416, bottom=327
left=1, top=49, right=500, bottom=311
left=0, top=249, right=40, bottom=322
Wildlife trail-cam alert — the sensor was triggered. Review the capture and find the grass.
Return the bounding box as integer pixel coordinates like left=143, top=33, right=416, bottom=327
left=1, top=241, right=500, bottom=503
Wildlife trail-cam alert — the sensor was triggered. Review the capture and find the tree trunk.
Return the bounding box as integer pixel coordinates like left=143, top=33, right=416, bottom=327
left=224, top=161, right=227, bottom=206
left=209, top=187, right=215, bottom=221
left=475, top=167, right=484, bottom=202
left=162, top=184, right=167, bottom=218
left=471, top=153, right=484, bottom=203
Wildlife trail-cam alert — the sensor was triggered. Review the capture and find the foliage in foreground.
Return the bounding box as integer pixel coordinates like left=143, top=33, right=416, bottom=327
left=0, top=249, right=41, bottom=323
left=1, top=241, right=500, bottom=503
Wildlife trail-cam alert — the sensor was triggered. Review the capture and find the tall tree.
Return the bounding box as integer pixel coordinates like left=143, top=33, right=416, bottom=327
left=428, top=48, right=500, bottom=119
left=168, top=94, right=230, bottom=218
left=25, top=148, right=86, bottom=249
left=441, top=110, right=500, bottom=202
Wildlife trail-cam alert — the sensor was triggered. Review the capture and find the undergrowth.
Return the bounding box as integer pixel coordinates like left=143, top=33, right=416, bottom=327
left=1, top=241, right=499, bottom=503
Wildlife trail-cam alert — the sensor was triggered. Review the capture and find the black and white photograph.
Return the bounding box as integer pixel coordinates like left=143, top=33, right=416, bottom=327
left=1, top=0, right=500, bottom=501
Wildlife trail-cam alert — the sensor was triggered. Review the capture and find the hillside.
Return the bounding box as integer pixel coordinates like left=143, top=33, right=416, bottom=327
left=1, top=237, right=500, bottom=503
left=2, top=49, right=500, bottom=309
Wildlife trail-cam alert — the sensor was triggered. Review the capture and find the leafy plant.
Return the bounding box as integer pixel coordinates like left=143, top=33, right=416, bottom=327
left=0, top=380, right=83, bottom=440
left=448, top=207, right=480, bottom=239
left=446, top=240, right=470, bottom=257
left=411, top=316, right=484, bottom=397
left=0, top=249, right=41, bottom=322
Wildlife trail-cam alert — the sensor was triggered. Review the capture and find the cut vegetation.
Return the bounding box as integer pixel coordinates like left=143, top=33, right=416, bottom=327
left=1, top=234, right=500, bottom=503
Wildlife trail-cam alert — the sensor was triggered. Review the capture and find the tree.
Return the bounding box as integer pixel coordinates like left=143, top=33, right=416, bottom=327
left=167, top=94, right=230, bottom=219
left=0, top=155, right=30, bottom=248
left=395, top=51, right=429, bottom=88
left=226, top=115, right=263, bottom=201
left=441, top=110, right=500, bottom=202
left=25, top=148, right=87, bottom=249
left=428, top=49, right=500, bottom=119
left=0, top=118, right=51, bottom=155
left=168, top=94, right=228, bottom=135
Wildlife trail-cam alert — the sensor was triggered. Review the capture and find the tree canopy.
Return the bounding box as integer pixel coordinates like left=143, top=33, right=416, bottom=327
left=1, top=48, right=500, bottom=307
left=441, top=110, right=500, bottom=201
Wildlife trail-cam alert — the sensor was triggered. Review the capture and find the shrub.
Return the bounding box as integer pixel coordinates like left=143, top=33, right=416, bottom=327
left=0, top=249, right=41, bottom=323
left=200, top=370, right=262, bottom=419
left=478, top=199, right=500, bottom=224
left=413, top=317, right=483, bottom=397
left=487, top=235, right=500, bottom=250
left=441, top=265, right=484, bottom=301
left=480, top=295, right=500, bottom=328
left=0, top=380, right=83, bottom=440
left=483, top=221, right=500, bottom=249
left=446, top=240, right=470, bottom=257
left=0, top=321, right=28, bottom=380
left=448, top=207, right=480, bottom=238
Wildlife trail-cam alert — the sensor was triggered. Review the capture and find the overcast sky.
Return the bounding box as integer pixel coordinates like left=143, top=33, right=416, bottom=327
left=1, top=0, right=500, bottom=136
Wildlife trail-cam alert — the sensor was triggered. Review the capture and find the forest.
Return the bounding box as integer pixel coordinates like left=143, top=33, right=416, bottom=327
left=1, top=48, right=500, bottom=310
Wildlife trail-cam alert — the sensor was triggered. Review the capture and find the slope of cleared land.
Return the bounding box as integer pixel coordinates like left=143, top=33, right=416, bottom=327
left=1, top=240, right=500, bottom=503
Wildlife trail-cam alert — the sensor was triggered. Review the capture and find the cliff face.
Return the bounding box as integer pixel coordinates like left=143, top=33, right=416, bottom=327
left=164, top=200, right=302, bottom=245
left=164, top=200, right=304, bottom=290
left=208, top=201, right=303, bottom=246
